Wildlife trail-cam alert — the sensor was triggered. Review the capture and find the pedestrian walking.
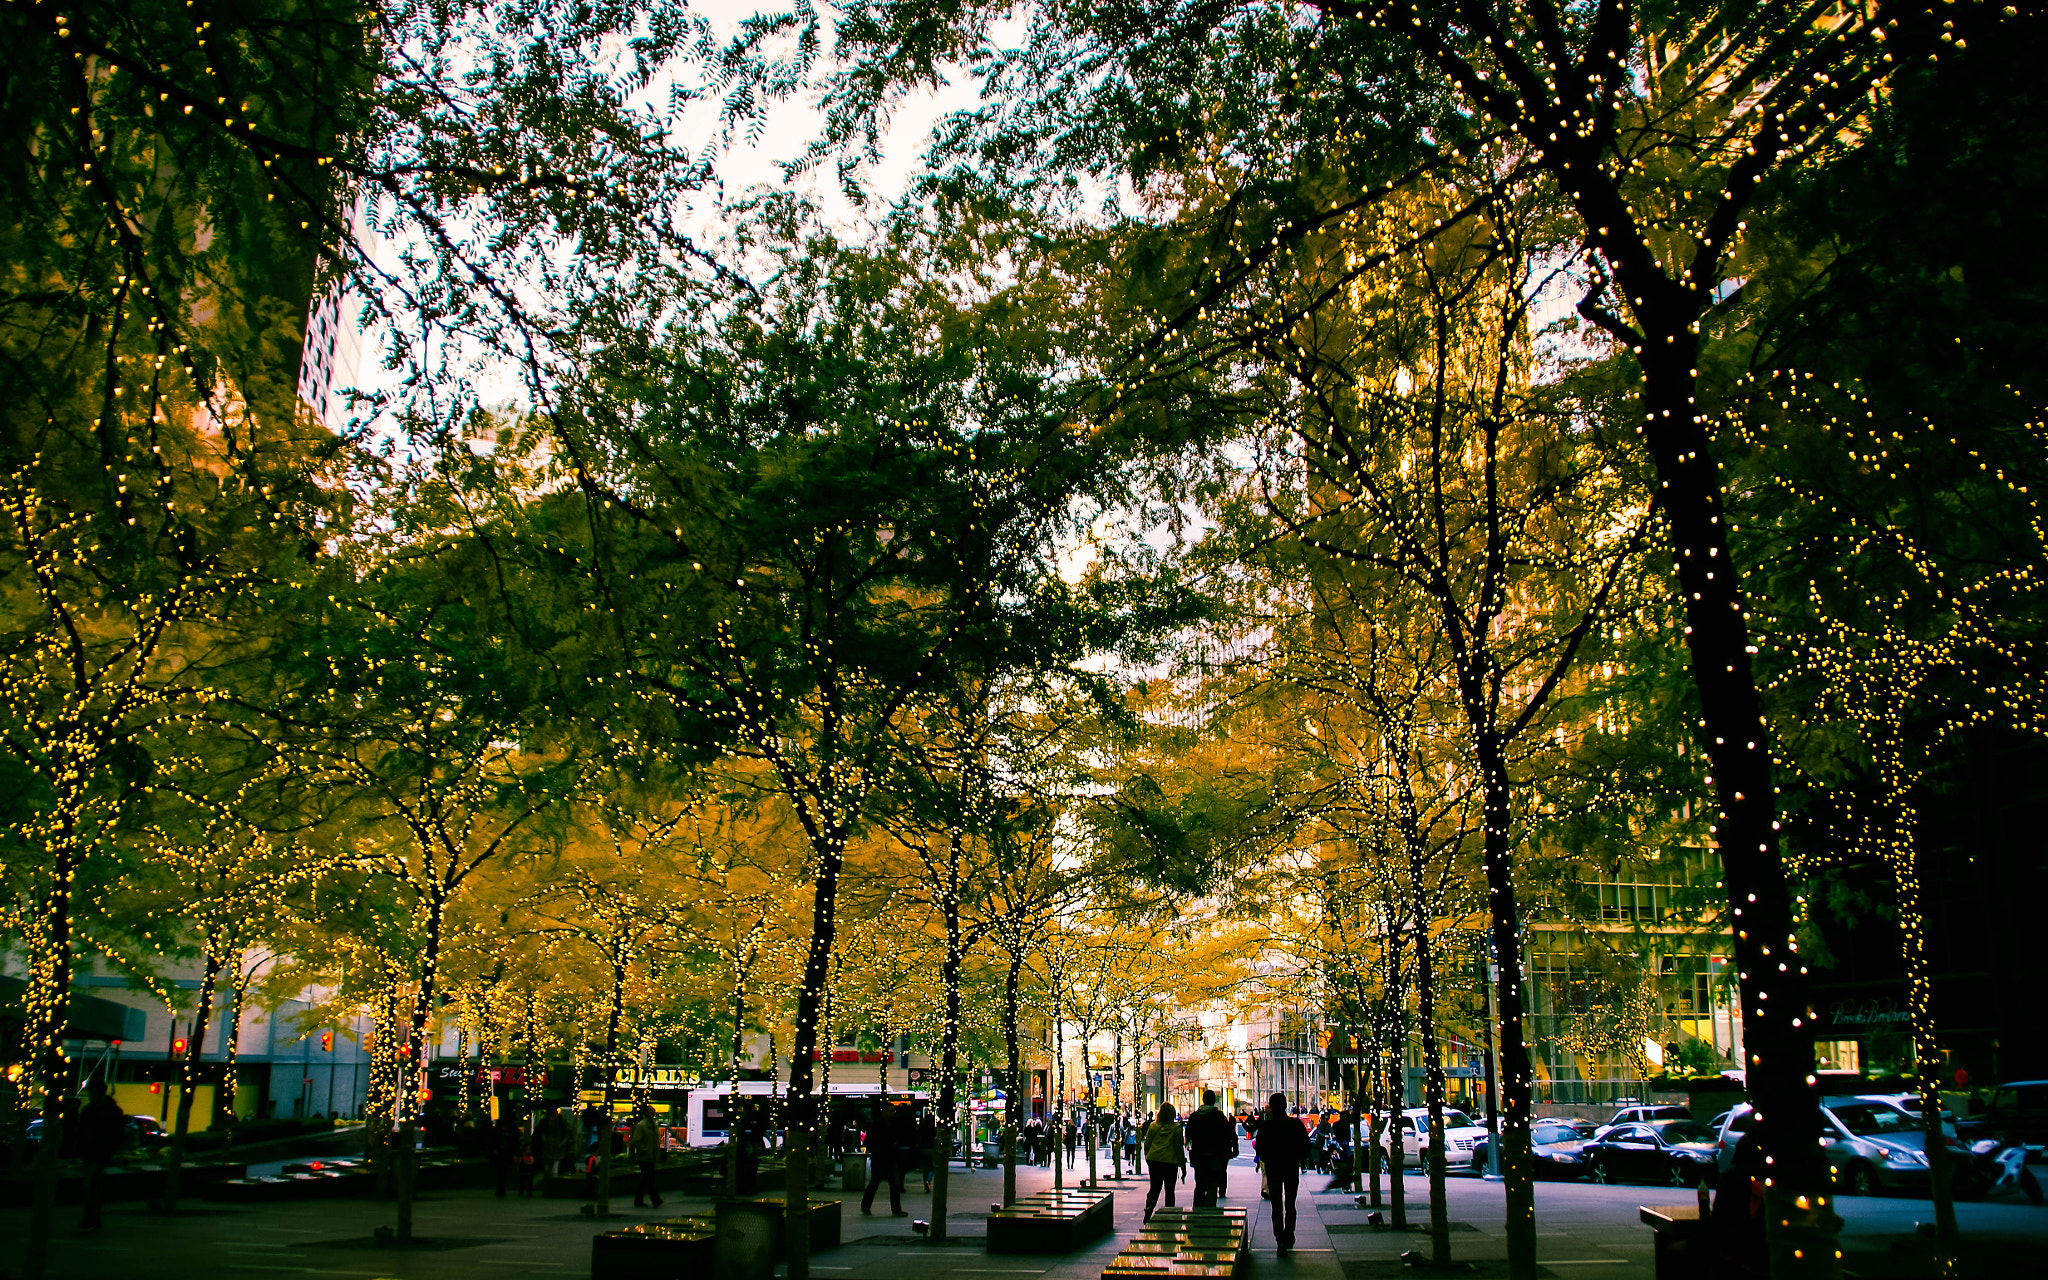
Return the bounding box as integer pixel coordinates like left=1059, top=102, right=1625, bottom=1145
left=75, top=1080, right=126, bottom=1230
left=915, top=1108, right=937, bottom=1192
left=629, top=1104, right=665, bottom=1208
left=519, top=1122, right=542, bottom=1197
left=861, top=1100, right=910, bottom=1216
left=1185, top=1089, right=1237, bottom=1207
left=1255, top=1093, right=1309, bottom=1255
left=1141, top=1102, right=1187, bottom=1222
left=490, top=1111, right=524, bottom=1197
left=541, top=1107, right=573, bottom=1177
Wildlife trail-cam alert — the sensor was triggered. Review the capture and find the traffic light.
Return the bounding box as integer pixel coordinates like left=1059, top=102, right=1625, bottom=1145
left=320, top=1031, right=334, bottom=1052
left=170, top=1037, right=188, bottom=1058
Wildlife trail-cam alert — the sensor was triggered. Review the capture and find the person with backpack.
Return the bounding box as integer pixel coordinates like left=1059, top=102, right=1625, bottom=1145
left=1254, top=1093, right=1309, bottom=1255
left=1184, top=1089, right=1238, bottom=1207
left=1142, top=1102, right=1187, bottom=1222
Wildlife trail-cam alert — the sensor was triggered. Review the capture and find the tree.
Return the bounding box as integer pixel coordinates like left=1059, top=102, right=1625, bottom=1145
left=124, top=782, right=326, bottom=1210
left=776, top=6, right=2034, bottom=1271
left=512, top=196, right=1165, bottom=1275
left=274, top=453, right=583, bottom=1240
left=1195, top=163, right=1652, bottom=1269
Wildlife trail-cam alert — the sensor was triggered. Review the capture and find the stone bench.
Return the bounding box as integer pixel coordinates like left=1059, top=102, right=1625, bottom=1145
left=1639, top=1203, right=1713, bottom=1280
left=1102, top=1206, right=1248, bottom=1279
left=591, top=1216, right=717, bottom=1280
left=987, top=1189, right=1114, bottom=1253
left=740, top=1194, right=842, bottom=1257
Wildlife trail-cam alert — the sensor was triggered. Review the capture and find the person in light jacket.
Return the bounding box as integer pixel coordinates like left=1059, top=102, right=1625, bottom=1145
left=1142, top=1102, right=1186, bottom=1221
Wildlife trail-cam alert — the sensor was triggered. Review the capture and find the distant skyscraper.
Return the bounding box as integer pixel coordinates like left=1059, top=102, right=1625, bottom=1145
left=297, top=280, right=362, bottom=429
left=297, top=200, right=371, bottom=429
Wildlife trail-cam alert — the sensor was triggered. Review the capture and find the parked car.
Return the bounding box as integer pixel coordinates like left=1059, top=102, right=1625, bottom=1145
left=1714, top=1103, right=1760, bottom=1176
left=1537, top=1117, right=1599, bottom=1139
left=128, top=1115, right=170, bottom=1150
left=1820, top=1098, right=1937, bottom=1196
left=1592, top=1104, right=1691, bottom=1138
left=1956, top=1081, right=2048, bottom=1154
left=1717, top=1097, right=1950, bottom=1195
left=1379, top=1107, right=1491, bottom=1170
left=1581, top=1119, right=1720, bottom=1187
left=1469, top=1121, right=1591, bottom=1180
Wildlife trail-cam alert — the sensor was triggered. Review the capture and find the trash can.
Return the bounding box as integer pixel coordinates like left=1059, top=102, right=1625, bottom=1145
left=714, top=1197, right=780, bottom=1280
left=841, top=1157, right=867, bottom=1192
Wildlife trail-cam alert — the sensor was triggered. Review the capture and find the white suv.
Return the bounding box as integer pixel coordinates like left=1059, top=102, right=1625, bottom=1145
left=1381, top=1106, right=1491, bottom=1170
left=1593, top=1104, right=1691, bottom=1138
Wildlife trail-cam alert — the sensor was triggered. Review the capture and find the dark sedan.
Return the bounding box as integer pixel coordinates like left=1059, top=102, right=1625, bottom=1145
left=1469, top=1122, right=1592, bottom=1179
left=1582, top=1119, right=1721, bottom=1187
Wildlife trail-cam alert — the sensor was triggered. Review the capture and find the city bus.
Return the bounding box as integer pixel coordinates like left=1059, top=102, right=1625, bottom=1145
left=685, top=1081, right=929, bottom=1149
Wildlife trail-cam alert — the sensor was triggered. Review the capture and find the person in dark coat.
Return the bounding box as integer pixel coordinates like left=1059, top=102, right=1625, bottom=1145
left=490, top=1111, right=524, bottom=1197
left=520, top=1120, right=543, bottom=1197
left=1254, top=1093, right=1309, bottom=1254
left=1185, top=1090, right=1238, bottom=1207
left=1712, top=1129, right=1769, bottom=1275
left=861, top=1100, right=910, bottom=1216
left=75, top=1081, right=126, bottom=1230
left=629, top=1104, right=664, bottom=1209
left=735, top=1102, right=764, bottom=1195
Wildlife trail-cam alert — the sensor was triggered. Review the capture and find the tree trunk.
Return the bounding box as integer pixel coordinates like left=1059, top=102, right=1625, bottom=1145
left=1634, top=338, right=1836, bottom=1278
left=783, top=833, right=847, bottom=1280
left=162, top=945, right=223, bottom=1213
left=593, top=954, right=626, bottom=1217
left=222, top=954, right=250, bottom=1129
left=393, top=886, right=452, bottom=1243
left=1475, top=739, right=1536, bottom=1280
left=1051, top=985, right=1065, bottom=1191
left=1409, top=840, right=1450, bottom=1265
left=1110, top=1025, right=1124, bottom=1179
left=1002, top=949, right=1023, bottom=1206
left=928, top=836, right=965, bottom=1241
left=1889, top=828, right=1959, bottom=1262
left=24, top=835, right=79, bottom=1280
left=726, top=951, right=750, bottom=1197
left=1384, top=999, right=1406, bottom=1231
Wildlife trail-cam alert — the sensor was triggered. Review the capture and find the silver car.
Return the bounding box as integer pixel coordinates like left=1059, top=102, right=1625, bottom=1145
left=1821, top=1098, right=1934, bottom=1195
left=1715, top=1098, right=1934, bottom=1195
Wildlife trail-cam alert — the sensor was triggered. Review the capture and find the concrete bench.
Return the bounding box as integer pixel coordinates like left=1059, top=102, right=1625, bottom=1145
left=1639, top=1203, right=1713, bottom=1280
left=987, top=1189, right=1114, bottom=1253
left=739, top=1194, right=842, bottom=1257
left=1102, top=1206, right=1247, bottom=1279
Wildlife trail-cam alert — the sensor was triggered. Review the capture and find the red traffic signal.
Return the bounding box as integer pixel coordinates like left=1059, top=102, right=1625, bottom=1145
left=170, top=1037, right=188, bottom=1058
left=320, top=1031, right=334, bottom=1052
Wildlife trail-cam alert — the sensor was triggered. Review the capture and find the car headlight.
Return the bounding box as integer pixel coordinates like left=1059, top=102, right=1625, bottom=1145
left=1882, top=1149, right=1928, bottom=1167
left=1551, top=1153, right=1580, bottom=1163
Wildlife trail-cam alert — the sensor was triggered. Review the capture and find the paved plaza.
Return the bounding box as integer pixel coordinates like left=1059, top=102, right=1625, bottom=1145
left=9, top=1153, right=2046, bottom=1280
